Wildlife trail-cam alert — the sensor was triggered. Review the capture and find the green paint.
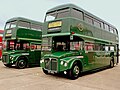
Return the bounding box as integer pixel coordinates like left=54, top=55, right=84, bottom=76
left=41, top=4, right=119, bottom=76
left=2, top=17, right=42, bottom=67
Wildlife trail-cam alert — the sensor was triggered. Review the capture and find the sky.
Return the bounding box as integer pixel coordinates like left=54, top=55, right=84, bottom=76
left=0, top=0, right=120, bottom=37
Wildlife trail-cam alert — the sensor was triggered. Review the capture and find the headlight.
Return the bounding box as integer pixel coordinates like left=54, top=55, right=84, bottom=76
left=10, top=56, right=14, bottom=60
left=64, top=62, right=67, bottom=67
left=60, top=60, right=68, bottom=67
left=40, top=59, right=44, bottom=63
left=60, top=61, right=64, bottom=65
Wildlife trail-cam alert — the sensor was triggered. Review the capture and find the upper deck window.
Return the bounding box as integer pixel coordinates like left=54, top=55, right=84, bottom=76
left=104, top=24, right=109, bottom=31
left=114, top=28, right=118, bottom=35
left=93, top=20, right=101, bottom=28
left=71, top=8, right=83, bottom=20
left=110, top=27, right=114, bottom=33
left=56, top=9, right=69, bottom=18
left=100, top=22, right=104, bottom=29
left=45, top=8, right=70, bottom=21
left=31, top=24, right=42, bottom=31
left=18, top=21, right=30, bottom=29
left=84, top=14, right=93, bottom=25
left=46, top=12, right=56, bottom=21
left=5, top=21, right=17, bottom=29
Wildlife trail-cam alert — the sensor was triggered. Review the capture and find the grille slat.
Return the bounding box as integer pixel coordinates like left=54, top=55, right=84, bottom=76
left=44, top=58, right=57, bottom=71
left=45, top=58, right=51, bottom=70
left=51, top=59, right=57, bottom=71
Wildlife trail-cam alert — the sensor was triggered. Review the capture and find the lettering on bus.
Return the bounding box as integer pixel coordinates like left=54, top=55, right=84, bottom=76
left=48, top=21, right=62, bottom=31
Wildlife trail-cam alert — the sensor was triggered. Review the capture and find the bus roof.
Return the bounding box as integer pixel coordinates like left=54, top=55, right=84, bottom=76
left=47, top=4, right=116, bottom=29
left=6, top=17, right=43, bottom=25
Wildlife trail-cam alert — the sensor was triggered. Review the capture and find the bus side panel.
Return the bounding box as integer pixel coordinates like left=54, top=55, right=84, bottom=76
left=29, top=50, right=41, bottom=66
left=94, top=51, right=111, bottom=68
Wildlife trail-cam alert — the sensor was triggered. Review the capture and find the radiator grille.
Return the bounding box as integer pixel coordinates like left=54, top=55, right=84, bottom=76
left=44, top=58, right=57, bottom=71
left=2, top=55, right=9, bottom=63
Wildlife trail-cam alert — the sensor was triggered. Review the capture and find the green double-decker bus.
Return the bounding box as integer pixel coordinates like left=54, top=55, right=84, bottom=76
left=2, top=17, right=42, bottom=69
left=40, top=4, right=119, bottom=79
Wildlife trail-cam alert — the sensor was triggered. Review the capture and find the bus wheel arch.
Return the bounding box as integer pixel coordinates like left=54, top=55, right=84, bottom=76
left=69, top=60, right=83, bottom=71
left=67, top=60, right=83, bottom=80
left=15, top=56, right=28, bottom=69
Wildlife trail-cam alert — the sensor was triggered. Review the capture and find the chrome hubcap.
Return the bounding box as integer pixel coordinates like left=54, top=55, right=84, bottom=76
left=19, top=60, right=25, bottom=67
left=73, top=66, right=79, bottom=75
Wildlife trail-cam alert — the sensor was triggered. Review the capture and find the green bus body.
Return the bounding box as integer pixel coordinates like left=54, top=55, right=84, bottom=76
left=2, top=17, right=42, bottom=69
left=40, top=4, right=119, bottom=79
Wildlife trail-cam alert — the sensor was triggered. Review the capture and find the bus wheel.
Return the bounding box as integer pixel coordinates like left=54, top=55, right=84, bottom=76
left=4, top=64, right=12, bottom=68
left=16, top=59, right=27, bottom=69
left=67, top=62, right=80, bottom=80
left=110, top=60, right=114, bottom=68
left=42, top=68, right=48, bottom=75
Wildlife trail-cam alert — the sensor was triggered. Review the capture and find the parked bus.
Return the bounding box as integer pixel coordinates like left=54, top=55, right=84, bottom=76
left=2, top=17, right=42, bottom=69
left=0, top=30, right=4, bottom=59
left=40, top=4, right=119, bottom=79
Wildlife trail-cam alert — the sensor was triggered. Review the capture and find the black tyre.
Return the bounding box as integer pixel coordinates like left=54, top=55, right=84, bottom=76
left=4, top=64, right=12, bottom=68
left=42, top=68, right=49, bottom=75
left=110, top=60, right=114, bottom=68
left=67, top=62, right=81, bottom=80
left=16, top=59, right=27, bottom=69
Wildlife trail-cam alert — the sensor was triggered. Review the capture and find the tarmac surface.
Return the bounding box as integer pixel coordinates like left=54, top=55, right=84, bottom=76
left=0, top=61, right=120, bottom=90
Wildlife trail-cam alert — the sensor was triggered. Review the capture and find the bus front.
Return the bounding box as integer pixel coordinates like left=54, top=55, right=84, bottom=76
left=2, top=20, right=17, bottom=66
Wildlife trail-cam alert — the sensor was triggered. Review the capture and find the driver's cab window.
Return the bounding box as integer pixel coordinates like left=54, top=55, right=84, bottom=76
left=56, top=42, right=66, bottom=51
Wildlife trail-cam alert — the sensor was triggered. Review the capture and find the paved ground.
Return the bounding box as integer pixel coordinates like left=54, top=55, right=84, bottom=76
left=0, top=61, right=120, bottom=90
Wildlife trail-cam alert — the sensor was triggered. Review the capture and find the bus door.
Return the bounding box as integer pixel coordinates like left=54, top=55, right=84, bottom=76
left=29, top=43, right=41, bottom=65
